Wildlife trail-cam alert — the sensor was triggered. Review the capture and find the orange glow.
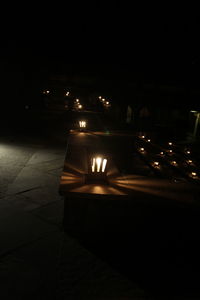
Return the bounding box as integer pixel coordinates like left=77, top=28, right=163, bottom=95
left=109, top=176, right=196, bottom=203
left=70, top=184, right=126, bottom=195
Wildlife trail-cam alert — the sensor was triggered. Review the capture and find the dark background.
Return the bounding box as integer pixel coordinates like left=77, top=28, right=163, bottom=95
left=1, top=7, right=200, bottom=114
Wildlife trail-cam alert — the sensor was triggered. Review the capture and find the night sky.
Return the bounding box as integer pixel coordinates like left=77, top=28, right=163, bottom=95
left=1, top=9, right=200, bottom=87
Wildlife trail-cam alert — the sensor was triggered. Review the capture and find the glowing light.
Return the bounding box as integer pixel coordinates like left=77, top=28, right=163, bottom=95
left=168, top=142, right=172, bottom=146
left=169, top=150, right=173, bottom=153
left=106, top=101, right=109, bottom=105
left=147, top=139, right=151, bottom=142
left=79, top=121, right=86, bottom=128
left=191, top=172, right=197, bottom=177
left=187, top=160, right=193, bottom=164
left=78, top=104, right=82, bottom=109
left=171, top=161, right=177, bottom=166
left=46, top=90, right=50, bottom=94
left=141, top=135, right=145, bottom=139
left=76, top=99, right=79, bottom=103
left=66, top=92, right=70, bottom=96
left=160, top=151, right=164, bottom=155
left=102, top=159, right=107, bottom=172
left=102, top=98, right=105, bottom=102
left=99, top=96, right=102, bottom=99
left=91, top=157, right=107, bottom=173
left=153, top=161, right=159, bottom=167
left=186, top=150, right=191, bottom=154
left=140, top=147, right=145, bottom=152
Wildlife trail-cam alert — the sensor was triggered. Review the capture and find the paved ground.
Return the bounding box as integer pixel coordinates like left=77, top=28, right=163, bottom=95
left=0, top=134, right=145, bottom=299
left=1, top=110, right=200, bottom=299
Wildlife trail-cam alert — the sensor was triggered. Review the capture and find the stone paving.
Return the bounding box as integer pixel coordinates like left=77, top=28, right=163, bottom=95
left=0, top=138, right=146, bottom=299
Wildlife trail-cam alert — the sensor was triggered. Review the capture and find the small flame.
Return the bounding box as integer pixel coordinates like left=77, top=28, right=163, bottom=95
left=91, top=157, right=107, bottom=173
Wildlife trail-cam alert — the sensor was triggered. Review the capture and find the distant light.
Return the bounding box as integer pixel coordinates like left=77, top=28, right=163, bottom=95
left=99, top=96, right=102, bottom=99
left=191, top=172, right=197, bottom=177
left=78, top=104, right=82, bottom=109
left=187, top=159, right=193, bottom=164
left=91, top=157, right=107, bottom=173
left=46, top=90, right=50, bottom=94
left=66, top=92, right=70, bottom=96
left=76, top=99, right=79, bottom=103
left=169, top=150, right=173, bottom=153
left=160, top=151, right=164, bottom=155
left=102, top=98, right=105, bottom=102
left=153, top=161, right=159, bottom=167
left=190, top=110, right=198, bottom=113
left=79, top=121, right=86, bottom=128
left=147, top=139, right=151, bottom=142
left=141, top=135, right=145, bottom=139
left=186, top=150, right=191, bottom=154
left=140, top=147, right=145, bottom=152
left=168, top=142, right=172, bottom=146
left=106, top=101, right=109, bottom=105
left=171, top=161, right=177, bottom=166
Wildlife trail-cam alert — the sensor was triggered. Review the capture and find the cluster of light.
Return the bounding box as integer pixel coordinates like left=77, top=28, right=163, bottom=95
left=65, top=91, right=70, bottom=96
left=91, top=157, right=107, bottom=173
left=79, top=121, right=86, bottom=128
left=43, top=90, right=50, bottom=95
left=99, top=96, right=111, bottom=107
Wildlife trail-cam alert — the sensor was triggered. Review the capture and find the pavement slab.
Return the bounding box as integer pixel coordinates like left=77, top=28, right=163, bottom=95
left=7, top=166, right=61, bottom=196
left=0, top=194, right=40, bottom=211
left=56, top=234, right=145, bottom=299
left=27, top=149, right=65, bottom=166
left=30, top=199, right=64, bottom=226
left=0, top=205, right=58, bottom=256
